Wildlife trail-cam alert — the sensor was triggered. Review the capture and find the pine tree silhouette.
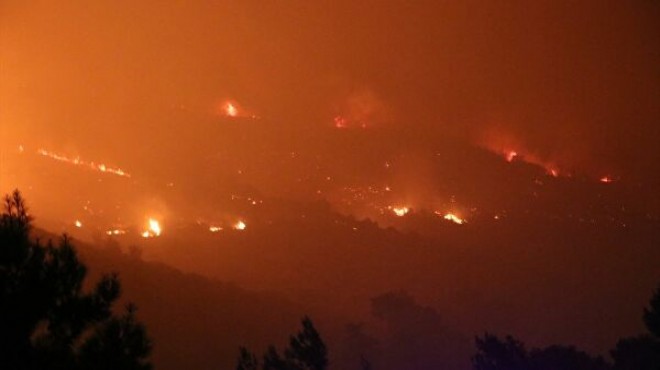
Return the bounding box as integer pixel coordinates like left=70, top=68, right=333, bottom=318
left=0, top=190, right=152, bottom=370
left=611, top=284, right=660, bottom=370
left=237, top=317, right=327, bottom=370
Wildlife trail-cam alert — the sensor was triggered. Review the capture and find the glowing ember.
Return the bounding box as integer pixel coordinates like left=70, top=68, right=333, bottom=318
left=390, top=206, right=409, bottom=217
left=106, top=229, right=127, bottom=236
left=334, top=116, right=348, bottom=128
left=600, top=176, right=613, bottom=183
left=506, top=151, right=518, bottom=162
left=233, top=220, right=247, bottom=230
left=142, top=218, right=162, bottom=238
left=442, top=213, right=465, bottom=225
left=209, top=225, right=223, bottom=233
left=548, top=168, right=559, bottom=177
left=37, top=148, right=131, bottom=178
left=74, top=220, right=82, bottom=228
left=224, top=102, right=238, bottom=117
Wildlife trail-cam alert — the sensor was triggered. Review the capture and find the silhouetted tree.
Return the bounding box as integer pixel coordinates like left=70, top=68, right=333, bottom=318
left=236, top=347, right=259, bottom=370
left=643, top=285, right=660, bottom=338
left=529, top=345, right=610, bottom=370
left=0, top=190, right=152, bottom=370
left=610, top=335, right=660, bottom=370
left=472, top=333, right=529, bottom=370
left=611, top=284, right=660, bottom=370
left=285, top=316, right=328, bottom=370
left=263, top=346, right=288, bottom=370
left=77, top=303, right=151, bottom=370
left=472, top=333, right=610, bottom=370
left=237, top=317, right=327, bottom=370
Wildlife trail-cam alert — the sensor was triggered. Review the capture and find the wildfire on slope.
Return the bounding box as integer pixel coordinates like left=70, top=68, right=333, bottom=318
left=224, top=102, right=238, bottom=117
left=217, top=100, right=259, bottom=119
left=436, top=211, right=466, bottom=225
left=506, top=150, right=518, bottom=162
left=209, top=225, right=224, bottom=233
left=389, top=206, right=410, bottom=217
left=36, top=148, right=131, bottom=178
left=106, top=229, right=127, bottom=236
left=141, top=218, right=162, bottom=238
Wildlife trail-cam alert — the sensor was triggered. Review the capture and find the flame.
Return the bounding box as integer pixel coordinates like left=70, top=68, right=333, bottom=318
left=390, top=206, right=409, bottom=217
left=142, top=218, right=162, bottom=238
left=148, top=218, right=162, bottom=235
left=225, top=102, right=238, bottom=117
left=209, top=225, right=223, bottom=232
left=334, top=116, right=348, bottom=128
left=506, top=151, right=518, bottom=162
left=440, top=212, right=465, bottom=225
left=74, top=220, right=82, bottom=228
left=36, top=148, right=130, bottom=178
left=233, top=220, right=246, bottom=230
left=500, top=149, right=566, bottom=178
left=106, top=229, right=126, bottom=236
left=600, top=176, right=613, bottom=183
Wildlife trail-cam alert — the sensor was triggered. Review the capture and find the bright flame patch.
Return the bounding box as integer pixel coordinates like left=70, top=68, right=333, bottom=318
left=142, top=218, right=162, bottom=238
left=440, top=212, right=465, bottom=225
left=390, top=206, right=409, bottom=217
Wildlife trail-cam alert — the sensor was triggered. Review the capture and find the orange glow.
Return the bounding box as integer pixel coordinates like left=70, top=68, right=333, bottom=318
left=36, top=148, right=131, bottom=178
left=440, top=212, right=465, bottom=225
left=390, top=206, right=409, bottom=217
left=142, top=218, right=162, bottom=238
left=600, top=176, right=613, bottom=183
left=209, top=225, right=223, bottom=233
left=334, top=116, right=348, bottom=128
left=233, top=220, right=247, bottom=230
left=506, top=151, right=518, bottom=162
left=106, top=229, right=127, bottom=236
left=74, top=220, right=82, bottom=228
left=548, top=168, right=559, bottom=177
left=225, top=102, right=238, bottom=117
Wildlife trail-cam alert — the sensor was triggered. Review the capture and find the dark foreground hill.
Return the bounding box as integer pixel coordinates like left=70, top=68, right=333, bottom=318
left=31, top=228, right=304, bottom=370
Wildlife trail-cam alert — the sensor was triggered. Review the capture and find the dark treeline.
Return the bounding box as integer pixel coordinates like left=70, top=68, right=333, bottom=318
left=236, top=286, right=660, bottom=370
left=1, top=190, right=658, bottom=369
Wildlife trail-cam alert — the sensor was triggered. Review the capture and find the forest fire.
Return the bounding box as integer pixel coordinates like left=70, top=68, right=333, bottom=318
left=390, top=206, right=409, bottom=217
left=2, top=3, right=658, bottom=370
left=224, top=102, right=238, bottom=117
left=233, top=220, right=247, bottom=230
left=105, top=229, right=127, bottom=236
left=506, top=151, right=518, bottom=162
left=334, top=116, right=348, bottom=128
left=440, top=212, right=465, bottom=225
left=141, top=218, right=162, bottom=238
left=36, top=148, right=131, bottom=178
left=209, top=225, right=223, bottom=233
